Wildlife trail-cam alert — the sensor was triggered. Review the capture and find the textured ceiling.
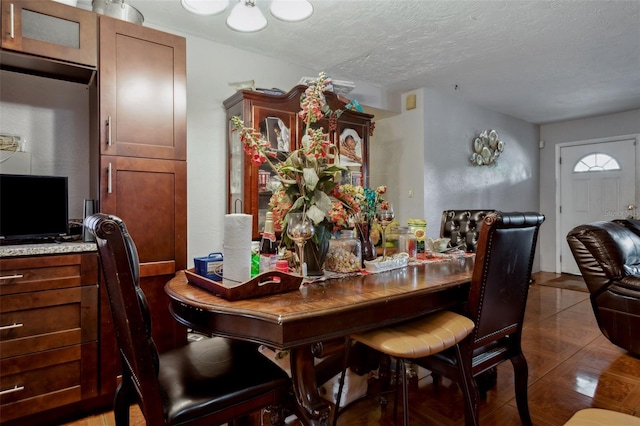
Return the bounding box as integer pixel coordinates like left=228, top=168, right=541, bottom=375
left=115, top=0, right=639, bottom=124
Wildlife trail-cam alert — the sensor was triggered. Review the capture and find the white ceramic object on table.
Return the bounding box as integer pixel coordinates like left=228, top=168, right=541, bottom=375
left=427, top=237, right=451, bottom=253
left=364, top=253, right=409, bottom=273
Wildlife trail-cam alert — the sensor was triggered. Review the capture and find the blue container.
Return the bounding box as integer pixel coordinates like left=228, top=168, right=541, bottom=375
left=194, top=252, right=223, bottom=281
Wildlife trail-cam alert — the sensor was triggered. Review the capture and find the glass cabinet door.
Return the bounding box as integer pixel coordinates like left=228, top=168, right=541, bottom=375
left=1, top=0, right=97, bottom=67
left=253, top=107, right=297, bottom=234
left=336, top=122, right=368, bottom=187
left=228, top=119, right=245, bottom=215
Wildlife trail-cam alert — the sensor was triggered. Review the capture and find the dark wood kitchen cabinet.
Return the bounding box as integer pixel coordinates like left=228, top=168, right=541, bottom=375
left=98, top=15, right=186, bottom=160
left=0, top=253, right=99, bottom=425
left=3, top=9, right=187, bottom=423
left=97, top=15, right=187, bottom=356
left=0, top=0, right=97, bottom=82
left=99, top=155, right=187, bottom=351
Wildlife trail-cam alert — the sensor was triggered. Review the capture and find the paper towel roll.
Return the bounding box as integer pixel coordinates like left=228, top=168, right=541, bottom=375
left=223, top=214, right=252, bottom=287
left=223, top=214, right=253, bottom=249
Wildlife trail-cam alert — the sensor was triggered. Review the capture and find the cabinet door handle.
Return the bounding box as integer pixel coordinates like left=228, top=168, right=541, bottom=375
left=0, top=385, right=24, bottom=396
left=106, top=116, right=112, bottom=146
left=108, top=162, right=112, bottom=194
left=10, top=4, right=14, bottom=39
left=0, top=322, right=23, bottom=331
left=0, top=274, right=24, bottom=281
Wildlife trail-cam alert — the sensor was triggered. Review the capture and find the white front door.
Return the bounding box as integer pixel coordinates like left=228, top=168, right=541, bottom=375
left=560, top=138, right=637, bottom=275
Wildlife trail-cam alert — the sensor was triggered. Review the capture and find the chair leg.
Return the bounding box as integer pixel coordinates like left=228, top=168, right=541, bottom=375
left=379, top=353, right=392, bottom=413
left=267, top=405, right=286, bottom=426
left=400, top=358, right=409, bottom=426
left=113, top=378, right=133, bottom=426
left=333, top=337, right=353, bottom=426
left=431, top=372, right=441, bottom=392
left=475, top=367, right=497, bottom=400
left=393, top=362, right=400, bottom=424
left=453, top=344, right=479, bottom=426
left=511, top=352, right=532, bottom=426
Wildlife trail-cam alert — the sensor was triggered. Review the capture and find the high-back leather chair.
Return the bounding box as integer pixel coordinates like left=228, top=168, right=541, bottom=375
left=566, top=219, right=640, bottom=356
left=416, top=212, right=545, bottom=426
left=440, top=210, right=495, bottom=252
left=84, top=213, right=291, bottom=425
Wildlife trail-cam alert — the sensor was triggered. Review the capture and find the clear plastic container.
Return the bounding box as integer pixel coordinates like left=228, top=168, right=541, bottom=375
left=325, top=230, right=362, bottom=272
left=396, top=226, right=417, bottom=260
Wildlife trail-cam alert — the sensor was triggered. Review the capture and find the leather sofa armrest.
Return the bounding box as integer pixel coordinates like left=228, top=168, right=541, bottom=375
left=613, top=218, right=640, bottom=238
left=617, top=276, right=640, bottom=293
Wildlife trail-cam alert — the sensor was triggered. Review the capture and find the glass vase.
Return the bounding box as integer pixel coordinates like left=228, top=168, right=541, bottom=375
left=302, top=224, right=331, bottom=276
left=356, top=221, right=377, bottom=264
left=303, top=239, right=329, bottom=276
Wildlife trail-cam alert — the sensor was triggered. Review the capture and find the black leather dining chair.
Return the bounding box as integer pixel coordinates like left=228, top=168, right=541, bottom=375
left=415, top=211, right=544, bottom=426
left=84, top=213, right=291, bottom=426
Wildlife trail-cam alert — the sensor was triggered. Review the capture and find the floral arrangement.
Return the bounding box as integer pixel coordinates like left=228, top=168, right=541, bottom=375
left=333, top=184, right=389, bottom=249
left=336, top=184, right=389, bottom=224
left=231, top=72, right=355, bottom=246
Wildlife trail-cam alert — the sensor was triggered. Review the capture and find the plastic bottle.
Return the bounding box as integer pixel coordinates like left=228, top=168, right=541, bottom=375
left=251, top=241, right=260, bottom=277
left=259, top=211, right=278, bottom=273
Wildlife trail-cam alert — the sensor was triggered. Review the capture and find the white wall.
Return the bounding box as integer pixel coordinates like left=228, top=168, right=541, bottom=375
left=0, top=71, right=91, bottom=220
left=371, top=90, right=425, bottom=227
left=538, top=109, right=640, bottom=272
left=374, top=88, right=540, bottom=240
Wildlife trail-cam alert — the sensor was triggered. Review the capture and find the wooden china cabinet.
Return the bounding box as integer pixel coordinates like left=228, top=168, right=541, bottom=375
left=223, top=85, right=374, bottom=239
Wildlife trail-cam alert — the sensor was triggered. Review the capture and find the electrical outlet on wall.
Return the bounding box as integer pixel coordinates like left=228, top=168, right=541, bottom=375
left=408, top=187, right=414, bottom=198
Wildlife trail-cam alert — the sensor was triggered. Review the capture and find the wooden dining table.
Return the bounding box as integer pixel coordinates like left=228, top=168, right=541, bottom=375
left=165, top=255, right=474, bottom=426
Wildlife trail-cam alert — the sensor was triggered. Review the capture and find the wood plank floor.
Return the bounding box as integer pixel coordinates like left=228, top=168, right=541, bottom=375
left=64, top=271, right=640, bottom=425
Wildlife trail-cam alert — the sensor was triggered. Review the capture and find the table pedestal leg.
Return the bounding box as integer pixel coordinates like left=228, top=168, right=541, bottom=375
left=290, top=346, right=332, bottom=426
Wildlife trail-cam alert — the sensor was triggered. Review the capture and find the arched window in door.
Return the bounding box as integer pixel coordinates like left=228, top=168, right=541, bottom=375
left=573, top=153, right=621, bottom=173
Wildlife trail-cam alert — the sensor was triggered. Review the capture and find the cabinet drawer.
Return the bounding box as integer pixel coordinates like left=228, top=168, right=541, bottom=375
left=0, top=285, right=98, bottom=358
left=0, top=253, right=98, bottom=295
left=0, top=342, right=98, bottom=423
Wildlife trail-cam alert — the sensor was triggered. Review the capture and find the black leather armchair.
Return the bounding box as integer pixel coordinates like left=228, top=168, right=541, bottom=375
left=566, top=219, right=640, bottom=356
left=440, top=210, right=495, bottom=252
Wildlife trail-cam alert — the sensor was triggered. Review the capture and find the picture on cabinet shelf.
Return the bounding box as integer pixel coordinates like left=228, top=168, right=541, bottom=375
left=339, top=128, right=362, bottom=166
left=265, top=117, right=290, bottom=151
left=351, top=171, right=362, bottom=186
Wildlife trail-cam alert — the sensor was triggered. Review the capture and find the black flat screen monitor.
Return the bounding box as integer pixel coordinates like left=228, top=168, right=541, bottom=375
left=0, top=174, right=69, bottom=240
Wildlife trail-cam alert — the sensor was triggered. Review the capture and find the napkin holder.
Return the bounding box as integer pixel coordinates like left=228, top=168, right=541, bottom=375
left=193, top=252, right=224, bottom=281
left=185, top=268, right=303, bottom=301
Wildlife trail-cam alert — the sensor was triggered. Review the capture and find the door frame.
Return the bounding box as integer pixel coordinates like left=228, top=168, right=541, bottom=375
left=554, top=133, right=639, bottom=273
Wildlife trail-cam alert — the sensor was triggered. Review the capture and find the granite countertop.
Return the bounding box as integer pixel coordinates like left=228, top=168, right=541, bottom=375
left=0, top=241, right=97, bottom=258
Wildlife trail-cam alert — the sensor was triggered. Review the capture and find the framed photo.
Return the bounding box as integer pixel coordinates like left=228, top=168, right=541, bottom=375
left=265, top=116, right=290, bottom=151
left=351, top=171, right=362, bottom=186
left=338, top=128, right=362, bottom=166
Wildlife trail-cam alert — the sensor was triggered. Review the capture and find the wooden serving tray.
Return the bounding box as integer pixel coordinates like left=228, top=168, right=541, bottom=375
left=185, top=268, right=303, bottom=301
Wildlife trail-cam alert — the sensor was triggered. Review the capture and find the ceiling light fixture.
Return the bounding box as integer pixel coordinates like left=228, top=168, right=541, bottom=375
left=181, top=0, right=313, bottom=33
left=270, top=0, right=313, bottom=22
left=226, top=0, right=267, bottom=32
left=180, top=0, right=228, bottom=16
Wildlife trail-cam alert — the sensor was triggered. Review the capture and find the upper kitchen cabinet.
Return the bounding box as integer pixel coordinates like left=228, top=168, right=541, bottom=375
left=0, top=0, right=97, bottom=82
left=224, top=85, right=374, bottom=239
left=99, top=15, right=186, bottom=160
